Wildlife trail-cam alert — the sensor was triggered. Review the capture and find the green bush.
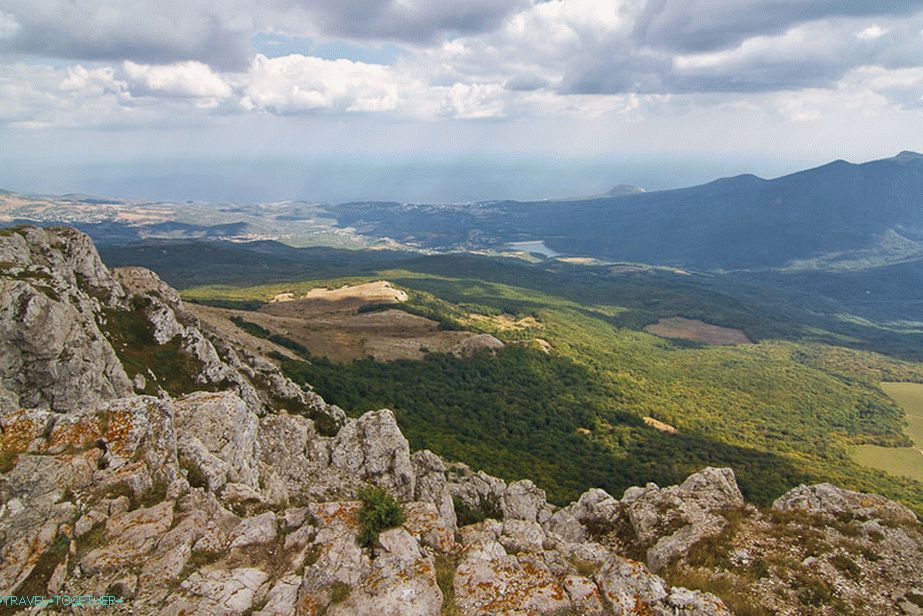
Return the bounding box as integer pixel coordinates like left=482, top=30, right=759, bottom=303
left=356, top=486, right=405, bottom=547
left=453, top=495, right=502, bottom=527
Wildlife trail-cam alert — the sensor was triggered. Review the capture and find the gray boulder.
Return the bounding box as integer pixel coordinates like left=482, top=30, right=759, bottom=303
left=330, top=409, right=415, bottom=501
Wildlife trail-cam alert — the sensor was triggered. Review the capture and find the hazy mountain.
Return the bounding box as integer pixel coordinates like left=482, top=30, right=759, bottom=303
left=331, top=152, right=923, bottom=271
left=605, top=184, right=646, bottom=196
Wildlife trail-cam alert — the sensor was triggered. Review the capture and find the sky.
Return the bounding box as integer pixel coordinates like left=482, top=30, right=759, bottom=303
left=1, top=0, right=923, bottom=203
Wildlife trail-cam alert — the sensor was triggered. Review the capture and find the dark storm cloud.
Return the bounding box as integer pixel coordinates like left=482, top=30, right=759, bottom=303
left=0, top=0, right=529, bottom=69
left=562, top=2, right=923, bottom=95
left=633, top=0, right=923, bottom=52
left=0, top=1, right=254, bottom=70
left=288, top=0, right=531, bottom=43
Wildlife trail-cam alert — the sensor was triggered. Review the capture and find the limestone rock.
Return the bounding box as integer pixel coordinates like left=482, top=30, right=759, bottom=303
left=499, top=519, right=546, bottom=554
left=503, top=479, right=547, bottom=522
left=329, top=528, right=442, bottom=616
left=81, top=501, right=175, bottom=575
left=621, top=467, right=744, bottom=571
left=448, top=470, right=507, bottom=521
left=174, top=391, right=261, bottom=492
left=450, top=333, right=505, bottom=358
left=662, top=586, right=734, bottom=616
left=412, top=449, right=457, bottom=530
left=402, top=501, right=456, bottom=553
left=454, top=535, right=570, bottom=615
left=254, top=575, right=301, bottom=616
left=229, top=511, right=277, bottom=548
left=773, top=482, right=919, bottom=525
left=175, top=566, right=270, bottom=614
left=330, top=409, right=415, bottom=501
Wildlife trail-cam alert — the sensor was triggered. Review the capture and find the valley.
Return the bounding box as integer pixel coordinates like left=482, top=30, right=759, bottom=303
left=141, top=248, right=923, bottom=515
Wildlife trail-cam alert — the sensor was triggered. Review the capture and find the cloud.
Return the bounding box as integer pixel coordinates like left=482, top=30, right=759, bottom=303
left=844, top=65, right=923, bottom=109
left=0, top=0, right=253, bottom=69
left=632, top=0, right=923, bottom=52
left=0, top=0, right=528, bottom=69
left=123, top=61, right=232, bottom=100
left=239, top=54, right=408, bottom=113
left=441, top=82, right=505, bottom=118
left=2, top=0, right=923, bottom=133
left=857, top=24, right=889, bottom=40
left=275, top=0, right=531, bottom=43
left=0, top=10, right=18, bottom=39
left=558, top=9, right=923, bottom=94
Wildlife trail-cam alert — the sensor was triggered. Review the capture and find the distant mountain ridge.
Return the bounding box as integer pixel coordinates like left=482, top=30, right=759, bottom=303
left=3, top=151, right=923, bottom=272
left=330, top=151, right=923, bottom=271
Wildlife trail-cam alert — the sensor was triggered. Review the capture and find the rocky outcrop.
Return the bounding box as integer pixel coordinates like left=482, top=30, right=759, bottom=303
left=1, top=226, right=920, bottom=616
left=449, top=333, right=505, bottom=358
left=620, top=466, right=745, bottom=571
left=330, top=409, right=415, bottom=501
left=0, top=225, right=345, bottom=430
left=773, top=482, right=919, bottom=525
left=0, top=226, right=132, bottom=412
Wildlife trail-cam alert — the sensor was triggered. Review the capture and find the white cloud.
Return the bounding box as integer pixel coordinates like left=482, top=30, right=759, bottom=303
left=123, top=61, right=232, bottom=99
left=0, top=10, right=19, bottom=39
left=843, top=65, right=923, bottom=108
left=239, top=54, right=407, bottom=113
left=60, top=65, right=125, bottom=96
left=441, top=82, right=505, bottom=118
left=857, top=24, right=889, bottom=40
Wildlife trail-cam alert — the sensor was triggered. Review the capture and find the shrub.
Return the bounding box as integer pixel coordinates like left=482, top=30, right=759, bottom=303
left=329, top=581, right=351, bottom=604
left=453, top=495, right=502, bottom=527
left=356, top=486, right=405, bottom=547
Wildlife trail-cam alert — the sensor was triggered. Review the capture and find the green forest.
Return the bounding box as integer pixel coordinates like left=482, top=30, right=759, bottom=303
left=179, top=253, right=923, bottom=514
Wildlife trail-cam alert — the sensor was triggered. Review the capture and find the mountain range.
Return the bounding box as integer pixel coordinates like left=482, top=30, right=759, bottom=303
left=330, top=151, right=923, bottom=271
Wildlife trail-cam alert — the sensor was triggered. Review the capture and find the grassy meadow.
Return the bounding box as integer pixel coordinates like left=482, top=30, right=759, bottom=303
left=852, top=382, right=923, bottom=483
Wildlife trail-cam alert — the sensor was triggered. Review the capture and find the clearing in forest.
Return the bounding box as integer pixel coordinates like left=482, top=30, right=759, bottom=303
left=643, top=316, right=752, bottom=345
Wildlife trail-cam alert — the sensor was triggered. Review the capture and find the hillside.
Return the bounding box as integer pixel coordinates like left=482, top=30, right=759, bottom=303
left=166, top=251, right=923, bottom=515
left=3, top=226, right=922, bottom=615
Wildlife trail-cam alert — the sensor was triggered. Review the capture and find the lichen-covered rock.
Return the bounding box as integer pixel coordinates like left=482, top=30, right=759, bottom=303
left=330, top=409, right=415, bottom=501
left=316, top=527, right=443, bottom=616
left=174, top=391, right=261, bottom=492
left=503, top=479, right=547, bottom=522
left=402, top=501, right=456, bottom=552
left=454, top=535, right=571, bottom=615
left=500, top=519, right=546, bottom=554
left=773, top=482, right=919, bottom=525
left=412, top=449, right=457, bottom=530
left=81, top=501, right=176, bottom=575
left=622, top=467, right=744, bottom=571
left=594, top=555, right=668, bottom=612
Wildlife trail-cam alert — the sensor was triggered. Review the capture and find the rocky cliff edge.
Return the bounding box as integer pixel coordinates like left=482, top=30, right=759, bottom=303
left=1, top=226, right=921, bottom=615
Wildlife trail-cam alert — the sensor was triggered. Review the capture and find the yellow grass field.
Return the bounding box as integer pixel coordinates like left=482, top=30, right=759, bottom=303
left=852, top=382, right=923, bottom=483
